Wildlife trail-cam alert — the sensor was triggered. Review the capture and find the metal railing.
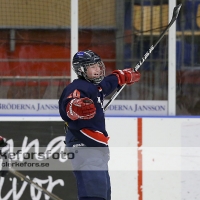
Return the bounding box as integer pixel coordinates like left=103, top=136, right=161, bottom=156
left=0, top=76, right=70, bottom=99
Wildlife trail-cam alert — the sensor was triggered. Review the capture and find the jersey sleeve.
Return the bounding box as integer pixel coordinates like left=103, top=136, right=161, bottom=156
left=99, top=74, right=119, bottom=97
left=58, top=80, right=96, bottom=122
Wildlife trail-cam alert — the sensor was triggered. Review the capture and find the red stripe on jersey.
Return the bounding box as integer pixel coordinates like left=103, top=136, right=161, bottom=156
left=73, top=89, right=80, bottom=98
left=98, top=86, right=102, bottom=92
left=67, top=89, right=81, bottom=99
left=80, top=129, right=109, bottom=145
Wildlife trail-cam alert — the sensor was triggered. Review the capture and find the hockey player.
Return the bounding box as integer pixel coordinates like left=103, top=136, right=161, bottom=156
left=59, top=50, right=140, bottom=200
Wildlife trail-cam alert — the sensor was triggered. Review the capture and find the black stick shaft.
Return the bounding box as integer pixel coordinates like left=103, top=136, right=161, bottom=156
left=104, top=4, right=182, bottom=111
left=9, top=168, right=63, bottom=200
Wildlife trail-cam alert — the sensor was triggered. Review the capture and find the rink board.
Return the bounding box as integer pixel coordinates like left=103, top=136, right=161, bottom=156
left=0, top=117, right=200, bottom=200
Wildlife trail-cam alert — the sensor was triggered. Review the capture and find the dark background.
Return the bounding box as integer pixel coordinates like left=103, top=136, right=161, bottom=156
left=0, top=121, right=77, bottom=200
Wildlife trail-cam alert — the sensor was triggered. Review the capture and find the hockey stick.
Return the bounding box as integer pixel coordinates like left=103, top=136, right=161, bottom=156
left=104, top=4, right=182, bottom=111
left=0, top=137, right=63, bottom=200
left=0, top=163, right=63, bottom=200
left=8, top=168, right=63, bottom=200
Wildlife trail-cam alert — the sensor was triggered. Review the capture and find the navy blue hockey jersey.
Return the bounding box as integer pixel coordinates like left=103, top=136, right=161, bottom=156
left=59, top=74, right=118, bottom=147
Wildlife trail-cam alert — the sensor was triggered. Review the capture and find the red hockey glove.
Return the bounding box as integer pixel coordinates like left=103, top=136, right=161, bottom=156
left=66, top=97, right=96, bottom=120
left=112, top=68, right=141, bottom=86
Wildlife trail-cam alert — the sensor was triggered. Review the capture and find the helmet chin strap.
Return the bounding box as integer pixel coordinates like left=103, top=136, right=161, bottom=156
left=81, top=73, right=101, bottom=85
left=80, top=66, right=85, bottom=72
left=89, top=76, right=104, bottom=85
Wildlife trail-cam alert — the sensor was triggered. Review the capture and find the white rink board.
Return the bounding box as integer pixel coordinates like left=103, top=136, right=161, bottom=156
left=181, top=121, right=200, bottom=200
left=142, top=118, right=182, bottom=200
left=0, top=99, right=167, bottom=117
left=106, top=117, right=138, bottom=200
left=107, top=117, right=200, bottom=200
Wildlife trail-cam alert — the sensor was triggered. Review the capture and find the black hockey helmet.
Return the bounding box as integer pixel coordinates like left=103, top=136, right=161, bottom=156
left=72, top=50, right=105, bottom=84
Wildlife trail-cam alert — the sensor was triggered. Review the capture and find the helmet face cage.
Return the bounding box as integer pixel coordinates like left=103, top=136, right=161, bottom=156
left=83, top=61, right=105, bottom=84
left=72, top=50, right=105, bottom=84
